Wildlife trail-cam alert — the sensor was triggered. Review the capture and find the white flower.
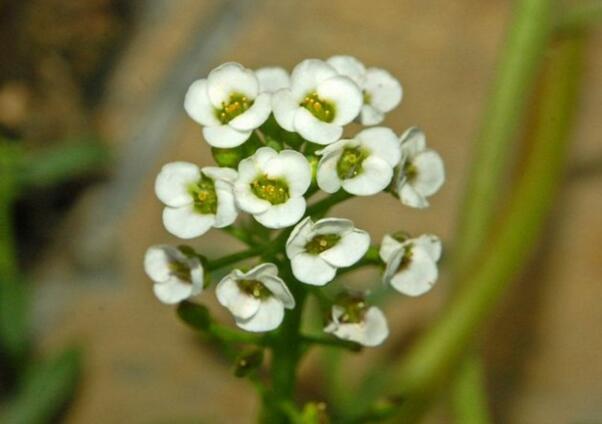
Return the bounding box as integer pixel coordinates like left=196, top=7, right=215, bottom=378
left=327, top=55, right=402, bottom=126
left=379, top=233, right=442, bottom=296
left=184, top=62, right=271, bottom=148
left=316, top=127, right=401, bottom=196
left=285, top=217, right=370, bottom=286
left=324, top=300, right=389, bottom=347
left=233, top=147, right=311, bottom=229
left=394, top=128, right=445, bottom=208
left=256, top=67, right=290, bottom=93
left=155, top=162, right=238, bottom=239
left=272, top=59, right=362, bottom=145
left=144, top=245, right=204, bottom=304
left=216, top=263, right=295, bottom=332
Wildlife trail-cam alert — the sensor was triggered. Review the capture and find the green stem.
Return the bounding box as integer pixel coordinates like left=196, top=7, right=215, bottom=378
left=301, top=334, right=361, bottom=351
left=0, top=143, right=28, bottom=365
left=221, top=225, right=258, bottom=247
left=453, top=0, right=554, bottom=275
left=451, top=355, right=492, bottom=424
left=206, top=246, right=262, bottom=271
left=390, top=34, right=586, bottom=421
left=208, top=323, right=266, bottom=345
left=306, top=190, right=352, bottom=218
left=262, top=268, right=308, bottom=423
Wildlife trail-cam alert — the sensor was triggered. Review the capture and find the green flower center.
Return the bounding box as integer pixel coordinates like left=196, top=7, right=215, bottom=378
left=250, top=175, right=290, bottom=205
left=301, top=92, right=335, bottom=123
left=403, top=161, right=418, bottom=182
left=305, top=234, right=341, bottom=255
left=216, top=93, right=253, bottom=124
left=169, top=261, right=191, bottom=282
left=336, top=147, right=369, bottom=180
left=338, top=298, right=368, bottom=324
left=363, top=90, right=372, bottom=105
left=238, top=279, right=272, bottom=300
left=189, top=176, right=218, bottom=215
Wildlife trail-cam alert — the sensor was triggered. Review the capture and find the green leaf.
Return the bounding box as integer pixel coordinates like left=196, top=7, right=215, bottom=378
left=17, top=140, right=109, bottom=189
left=177, top=301, right=212, bottom=331
left=1, top=347, right=82, bottom=424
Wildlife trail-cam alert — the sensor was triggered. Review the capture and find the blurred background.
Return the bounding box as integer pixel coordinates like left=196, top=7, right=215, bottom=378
left=0, top=0, right=600, bottom=423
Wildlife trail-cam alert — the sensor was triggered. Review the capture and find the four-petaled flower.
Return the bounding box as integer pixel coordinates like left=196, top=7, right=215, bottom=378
left=328, top=55, right=402, bottom=126
left=379, top=232, right=442, bottom=296
left=394, top=127, right=445, bottom=208
left=184, top=62, right=272, bottom=148
left=144, top=245, right=204, bottom=304
left=234, top=147, right=311, bottom=229
left=272, top=59, right=363, bottom=145
left=317, top=127, right=401, bottom=196
left=256, top=66, right=291, bottom=93
left=286, top=217, right=370, bottom=286
left=155, top=162, right=238, bottom=239
left=216, top=263, right=295, bottom=332
left=324, top=296, right=389, bottom=347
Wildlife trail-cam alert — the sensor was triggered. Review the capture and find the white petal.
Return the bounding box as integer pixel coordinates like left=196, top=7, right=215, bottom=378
left=216, top=276, right=261, bottom=320
left=155, top=162, right=199, bottom=207
left=390, top=247, right=438, bottom=296
left=285, top=216, right=315, bottom=259
left=229, top=92, right=271, bottom=131
left=256, top=67, right=290, bottom=93
left=399, top=127, right=426, bottom=158
left=361, top=307, right=389, bottom=347
left=290, top=59, right=338, bottom=100
left=144, top=245, right=178, bottom=283
left=245, top=262, right=279, bottom=279
left=291, top=253, right=337, bottom=286
left=261, top=276, right=295, bottom=309
left=233, top=182, right=271, bottom=214
left=379, top=234, right=403, bottom=263
left=264, top=150, right=311, bottom=197
left=316, top=151, right=343, bottom=193
left=214, top=181, right=238, bottom=227
left=253, top=196, right=306, bottom=229
left=364, top=68, right=402, bottom=113
left=253, top=146, right=280, bottom=170
left=359, top=104, right=385, bottom=126
left=294, top=108, right=342, bottom=145
left=412, top=234, right=442, bottom=262
left=271, top=89, right=298, bottom=131
left=399, top=183, right=429, bottom=208
left=356, top=127, right=401, bottom=167
left=320, top=229, right=370, bottom=268
left=184, top=79, right=220, bottom=126
left=153, top=279, right=195, bottom=305
left=412, top=150, right=445, bottom=196
left=236, top=297, right=285, bottom=332
left=162, top=205, right=215, bottom=239
left=316, top=75, right=362, bottom=125
left=207, top=62, right=258, bottom=106
left=313, top=217, right=353, bottom=235
left=201, top=166, right=238, bottom=183
left=327, top=55, right=366, bottom=85
left=203, top=125, right=251, bottom=148
left=342, top=156, right=393, bottom=196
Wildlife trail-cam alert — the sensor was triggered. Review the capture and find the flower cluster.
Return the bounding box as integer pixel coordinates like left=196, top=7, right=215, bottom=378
left=144, top=56, right=445, bottom=347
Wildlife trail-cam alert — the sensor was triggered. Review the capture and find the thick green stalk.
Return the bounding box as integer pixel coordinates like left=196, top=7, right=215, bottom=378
left=451, top=356, right=492, bottom=424
left=453, top=0, right=554, bottom=274
left=390, top=34, right=586, bottom=422
left=0, top=144, right=28, bottom=365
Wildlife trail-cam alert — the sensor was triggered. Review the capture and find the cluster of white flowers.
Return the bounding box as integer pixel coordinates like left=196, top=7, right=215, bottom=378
left=144, top=56, right=445, bottom=347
